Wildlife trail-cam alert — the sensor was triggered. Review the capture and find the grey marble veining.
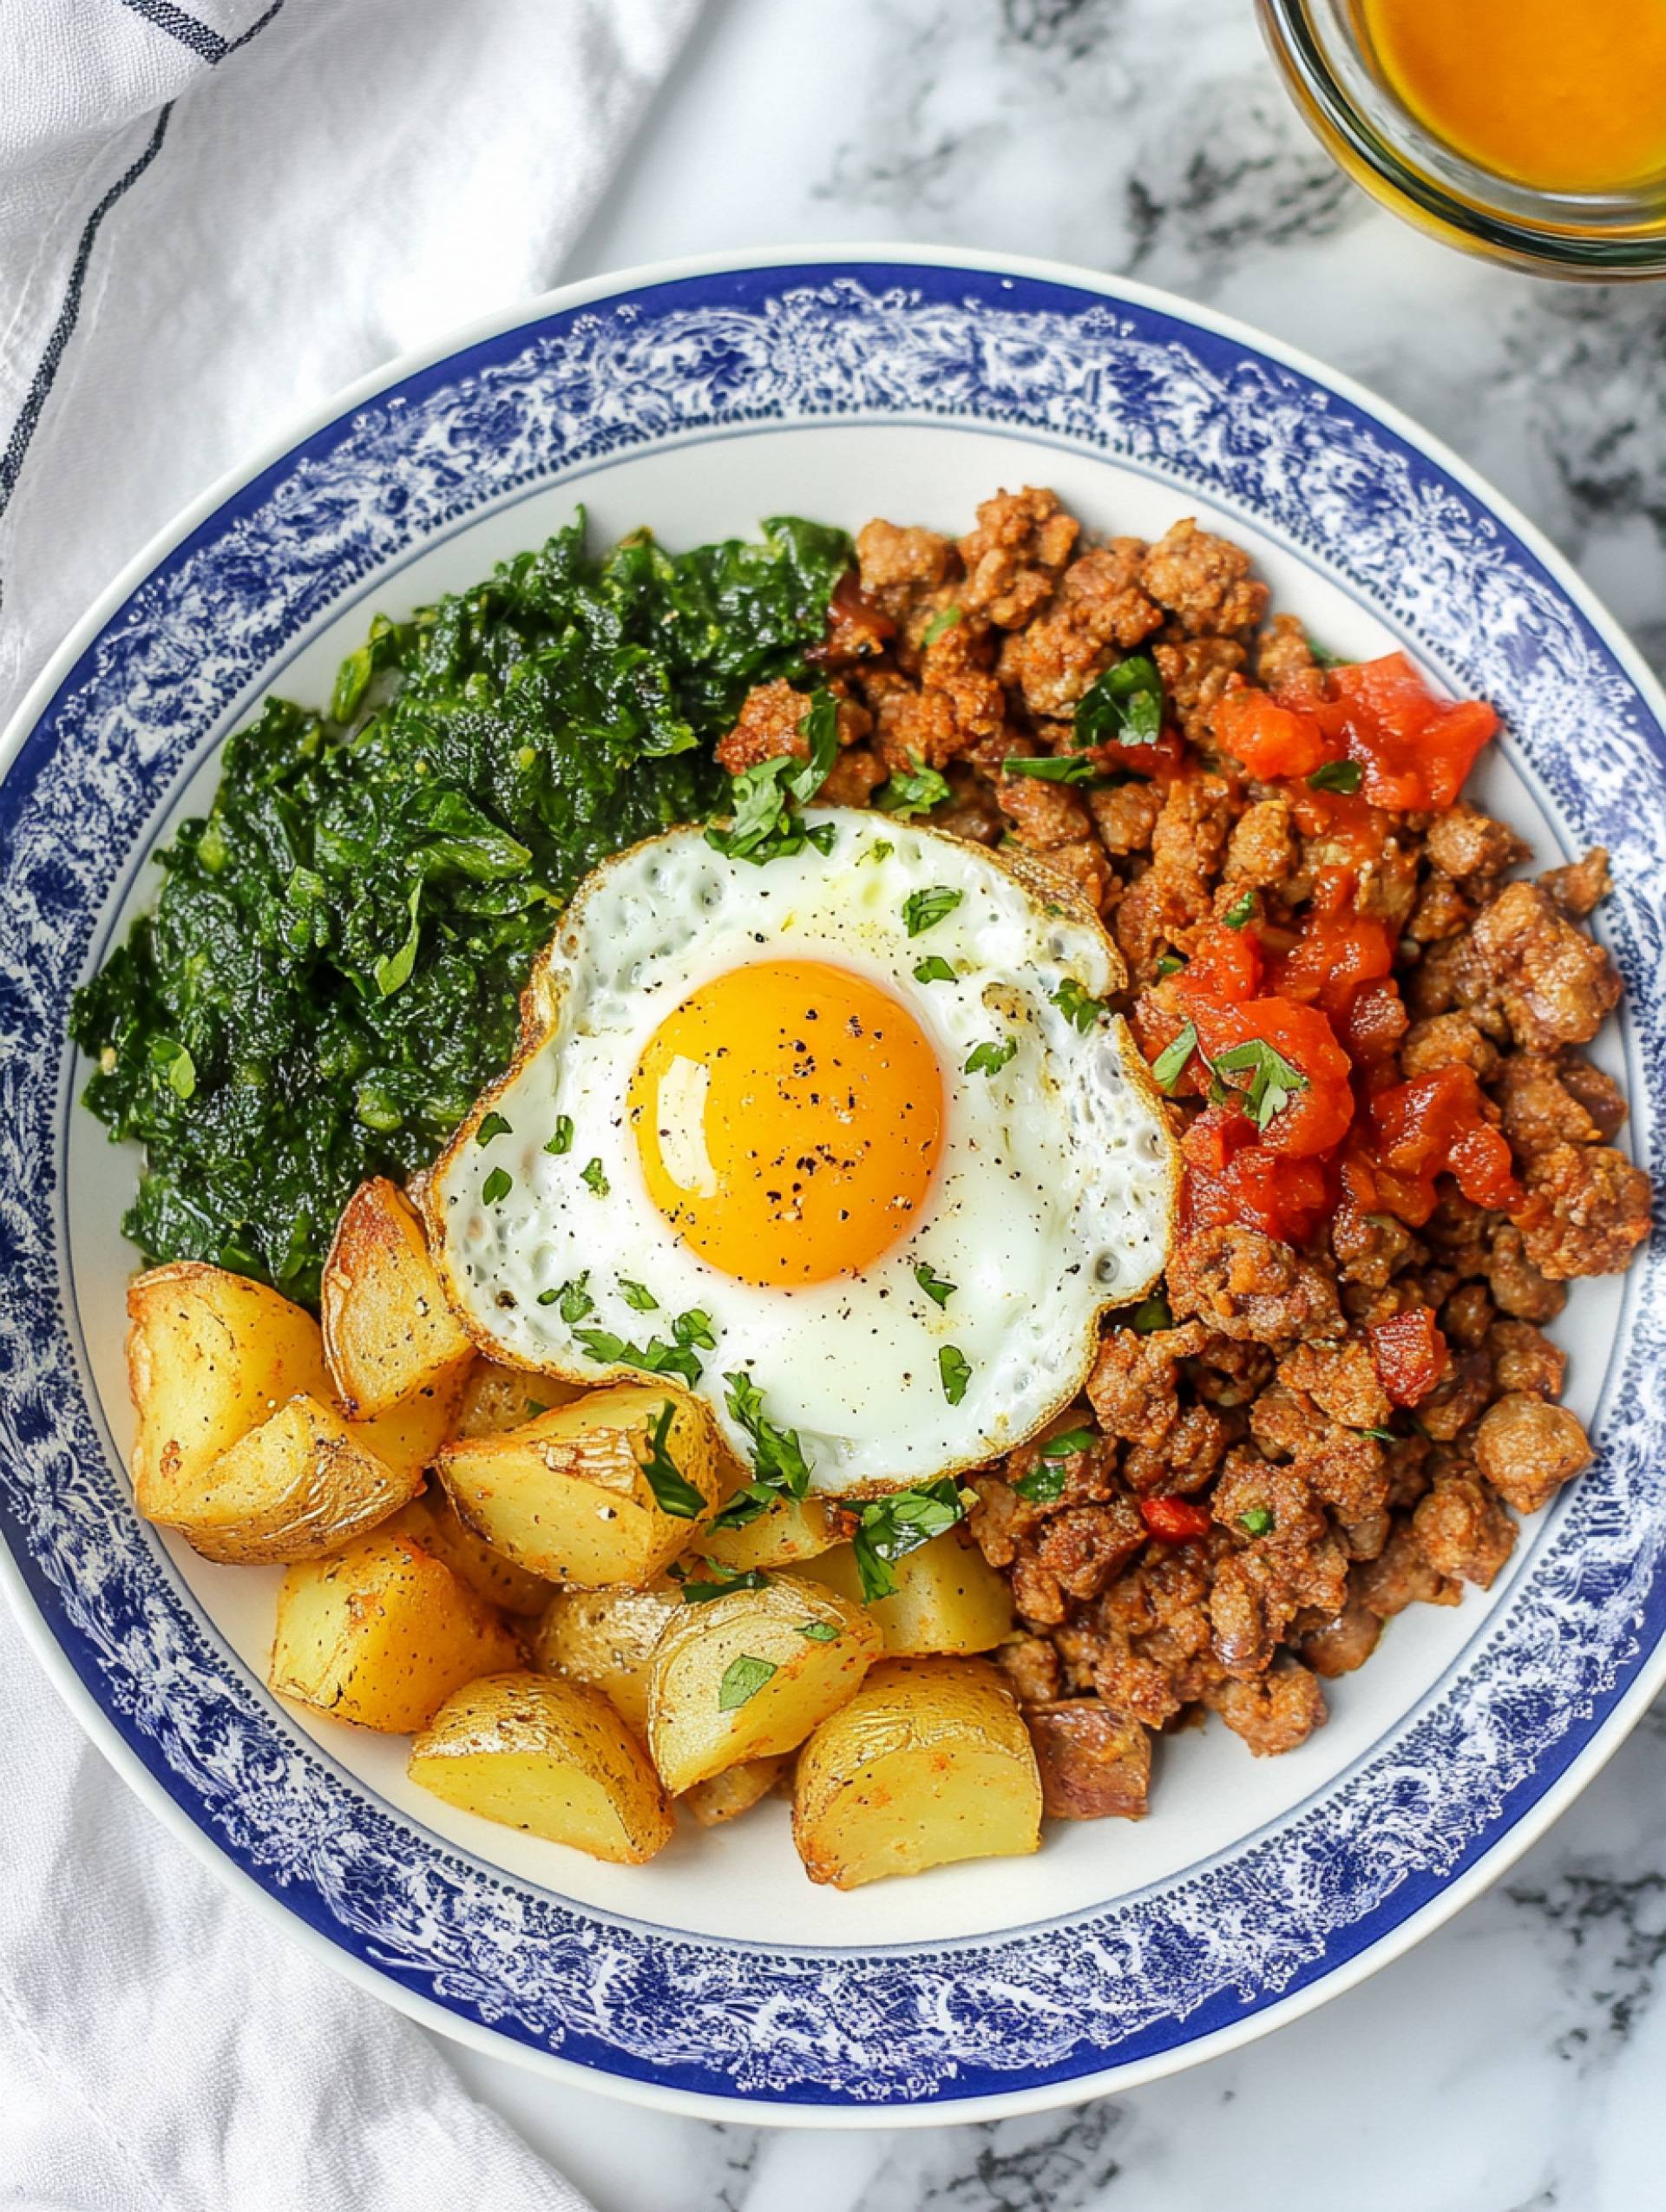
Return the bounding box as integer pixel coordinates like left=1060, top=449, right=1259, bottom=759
left=436, top=0, right=1666, bottom=2202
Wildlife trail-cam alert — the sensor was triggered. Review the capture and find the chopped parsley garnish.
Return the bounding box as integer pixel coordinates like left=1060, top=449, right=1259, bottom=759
left=1000, top=752, right=1100, bottom=784
left=964, top=1036, right=1018, bottom=1077
left=573, top=1326, right=701, bottom=1385
left=673, top=1309, right=717, bottom=1349
left=546, top=1272, right=592, bottom=1323
left=1040, top=1427, right=1095, bottom=1460
left=1222, top=890, right=1256, bottom=929
left=1307, top=639, right=1348, bottom=669
left=859, top=837, right=895, bottom=864
left=476, top=1111, right=512, bottom=1145
left=877, top=755, right=951, bottom=817
left=903, top=885, right=961, bottom=936
left=914, top=1260, right=956, bottom=1308
left=796, top=1620, right=842, bottom=1641
left=678, top=1561, right=771, bottom=1604
left=1151, top=1021, right=1199, bottom=1093
left=1012, top=1460, right=1068, bottom=1506
left=1362, top=1424, right=1398, bottom=1442
left=938, top=1345, right=972, bottom=1404
left=1209, top=1038, right=1310, bottom=1132
left=638, top=1399, right=706, bottom=1520
left=922, top=605, right=963, bottom=647
left=373, top=882, right=423, bottom=999
left=706, top=687, right=841, bottom=864
left=913, top=955, right=956, bottom=984
left=1129, top=1292, right=1172, bottom=1333
left=481, top=1165, right=512, bottom=1205
left=619, top=1277, right=659, bottom=1312
left=710, top=1373, right=814, bottom=1529
left=525, top=1401, right=549, bottom=1418
left=1073, top=652, right=1163, bottom=747
left=1239, top=1506, right=1276, bottom=1536
left=1052, top=978, right=1106, bottom=1032
left=852, top=1478, right=967, bottom=1602
left=545, top=1115, right=574, bottom=1156
left=1154, top=952, right=1187, bottom=981
left=718, top=1654, right=777, bottom=1711
left=1307, top=758, right=1362, bottom=793
left=580, top=1157, right=609, bottom=1197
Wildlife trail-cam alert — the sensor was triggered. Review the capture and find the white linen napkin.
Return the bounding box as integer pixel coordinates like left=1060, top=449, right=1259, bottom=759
left=0, top=3, right=704, bottom=2202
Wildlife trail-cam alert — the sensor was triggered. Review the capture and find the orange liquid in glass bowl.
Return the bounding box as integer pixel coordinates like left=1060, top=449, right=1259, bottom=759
left=1363, top=0, right=1666, bottom=194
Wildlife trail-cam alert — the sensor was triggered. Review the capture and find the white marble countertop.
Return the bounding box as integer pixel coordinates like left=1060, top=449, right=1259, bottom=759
left=434, top=1, right=1666, bottom=2203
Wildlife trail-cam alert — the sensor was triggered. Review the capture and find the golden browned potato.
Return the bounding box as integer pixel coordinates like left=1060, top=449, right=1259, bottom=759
left=800, top=1531, right=1013, bottom=1655
left=143, top=1392, right=423, bottom=1565
left=647, top=1572, right=880, bottom=1795
left=698, top=1492, right=843, bottom=1574
left=792, top=1656, right=1042, bottom=1888
left=436, top=1383, right=724, bottom=1588
left=320, top=1178, right=476, bottom=1420
left=269, top=1531, right=521, bottom=1732
left=408, top=1671, right=673, bottom=1865
left=452, top=1360, right=586, bottom=1440
left=681, top=1757, right=786, bottom=1829
left=350, top=1371, right=468, bottom=1485
left=126, top=1263, right=332, bottom=1515
left=388, top=1487, right=551, bottom=1618
left=528, top=1579, right=683, bottom=1733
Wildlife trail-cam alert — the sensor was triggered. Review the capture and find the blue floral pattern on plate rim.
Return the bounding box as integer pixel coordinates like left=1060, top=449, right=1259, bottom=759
left=3, top=254, right=1664, bottom=2113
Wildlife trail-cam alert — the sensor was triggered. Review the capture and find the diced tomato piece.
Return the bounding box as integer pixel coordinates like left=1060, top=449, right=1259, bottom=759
left=1327, top=653, right=1498, bottom=812
left=1367, top=1306, right=1452, bottom=1408
left=1091, top=731, right=1189, bottom=784
left=1271, top=898, right=1396, bottom=1019
left=1213, top=690, right=1333, bottom=780
left=1364, top=1066, right=1523, bottom=1224
left=1181, top=989, right=1356, bottom=1159
left=1183, top=1139, right=1332, bottom=1244
left=1187, top=919, right=1263, bottom=1003
left=1140, top=1495, right=1213, bottom=1543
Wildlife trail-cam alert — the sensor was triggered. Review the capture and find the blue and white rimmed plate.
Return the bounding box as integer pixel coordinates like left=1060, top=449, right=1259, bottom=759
left=3, top=249, right=1663, bottom=2124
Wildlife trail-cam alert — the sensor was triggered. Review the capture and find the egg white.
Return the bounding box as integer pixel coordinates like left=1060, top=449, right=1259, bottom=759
left=426, top=809, right=1178, bottom=1494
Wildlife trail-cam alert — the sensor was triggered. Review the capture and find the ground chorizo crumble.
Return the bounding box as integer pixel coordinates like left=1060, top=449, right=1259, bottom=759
left=717, top=486, right=1653, bottom=1819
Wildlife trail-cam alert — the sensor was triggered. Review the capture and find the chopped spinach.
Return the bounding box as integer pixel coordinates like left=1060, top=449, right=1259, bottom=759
left=69, top=509, right=850, bottom=1304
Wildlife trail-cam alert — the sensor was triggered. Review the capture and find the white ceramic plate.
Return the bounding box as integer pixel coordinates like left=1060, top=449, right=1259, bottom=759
left=2, top=248, right=1663, bottom=2123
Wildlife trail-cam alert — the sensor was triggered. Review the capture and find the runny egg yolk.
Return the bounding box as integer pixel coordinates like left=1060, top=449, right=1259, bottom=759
left=627, top=958, right=945, bottom=1287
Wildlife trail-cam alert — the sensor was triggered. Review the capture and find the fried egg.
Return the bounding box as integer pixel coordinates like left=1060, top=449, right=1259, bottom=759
left=427, top=809, right=1178, bottom=1493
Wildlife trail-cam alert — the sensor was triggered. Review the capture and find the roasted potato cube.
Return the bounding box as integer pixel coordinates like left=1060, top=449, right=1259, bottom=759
left=801, top=1530, right=1013, bottom=1655
left=145, top=1392, right=423, bottom=1565
left=682, top=1756, right=786, bottom=1829
left=127, top=1263, right=332, bottom=1513
left=792, top=1656, right=1042, bottom=1888
left=350, top=1372, right=468, bottom=1484
left=529, top=1578, right=683, bottom=1733
left=389, top=1486, right=551, bottom=1618
left=409, top=1671, right=673, bottom=1865
left=1027, top=1701, right=1151, bottom=1821
left=698, top=1492, right=843, bottom=1573
left=453, top=1360, right=586, bottom=1440
left=269, top=1531, right=521, bottom=1732
left=436, top=1383, right=724, bottom=1588
left=647, top=1572, right=880, bottom=1794
left=321, top=1178, right=476, bottom=1419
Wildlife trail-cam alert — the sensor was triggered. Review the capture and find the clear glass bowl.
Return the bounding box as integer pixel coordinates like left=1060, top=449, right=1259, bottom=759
left=1259, top=0, right=1666, bottom=279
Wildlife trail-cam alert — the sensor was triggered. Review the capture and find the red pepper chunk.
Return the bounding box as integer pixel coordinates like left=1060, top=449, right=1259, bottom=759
left=1367, top=1306, right=1452, bottom=1408
left=1365, top=1066, right=1523, bottom=1224
left=1140, top=1494, right=1213, bottom=1543
left=1214, top=653, right=1497, bottom=815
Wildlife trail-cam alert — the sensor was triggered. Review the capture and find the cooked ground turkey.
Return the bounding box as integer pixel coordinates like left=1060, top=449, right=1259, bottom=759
left=718, top=486, right=1653, bottom=1822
